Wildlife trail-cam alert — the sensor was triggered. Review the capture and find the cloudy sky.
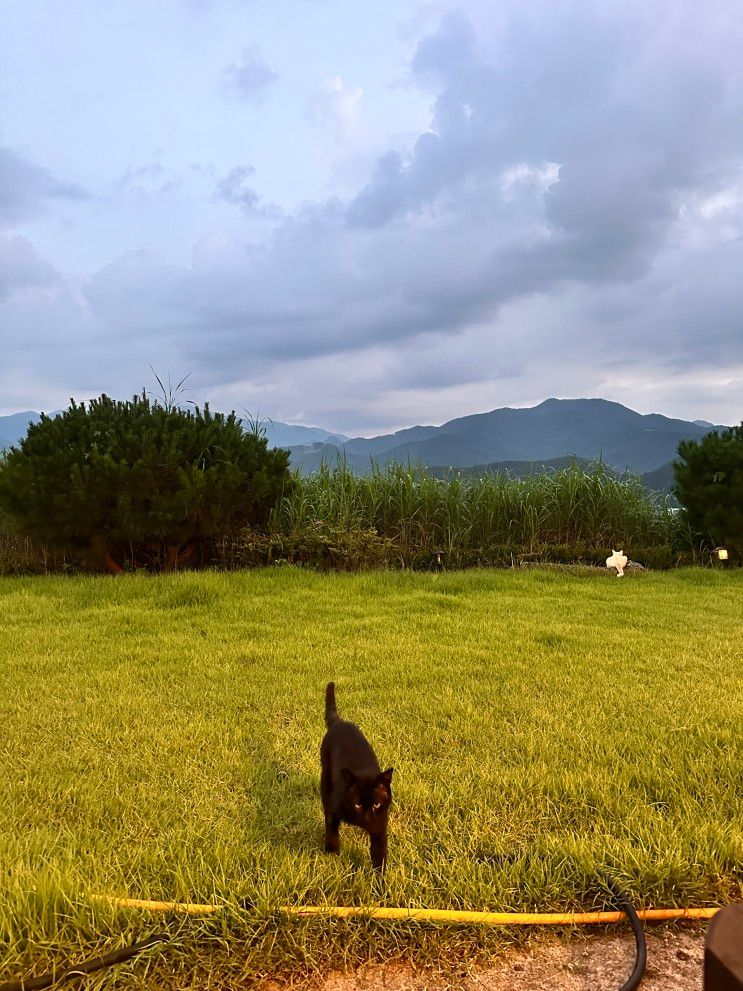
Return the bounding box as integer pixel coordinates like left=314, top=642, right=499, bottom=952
left=1, top=0, right=742, bottom=433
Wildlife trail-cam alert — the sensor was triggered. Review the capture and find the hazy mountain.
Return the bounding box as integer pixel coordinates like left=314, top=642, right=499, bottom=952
left=640, top=460, right=676, bottom=494
left=342, top=423, right=441, bottom=456
left=259, top=421, right=348, bottom=449
left=287, top=443, right=374, bottom=474
left=0, top=412, right=41, bottom=450
left=288, top=399, right=728, bottom=475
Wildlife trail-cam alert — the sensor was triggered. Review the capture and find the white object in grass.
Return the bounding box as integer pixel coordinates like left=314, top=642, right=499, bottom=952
left=606, top=549, right=628, bottom=577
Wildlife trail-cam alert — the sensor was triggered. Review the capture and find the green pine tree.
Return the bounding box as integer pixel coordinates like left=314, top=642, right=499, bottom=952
left=674, top=424, right=743, bottom=561
left=0, top=393, right=291, bottom=572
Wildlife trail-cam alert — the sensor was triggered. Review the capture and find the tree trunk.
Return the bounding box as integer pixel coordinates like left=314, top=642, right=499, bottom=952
left=163, top=542, right=195, bottom=572
left=90, top=536, right=124, bottom=574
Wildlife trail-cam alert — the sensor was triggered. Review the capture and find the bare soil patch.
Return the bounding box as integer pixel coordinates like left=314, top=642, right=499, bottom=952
left=310, top=927, right=705, bottom=991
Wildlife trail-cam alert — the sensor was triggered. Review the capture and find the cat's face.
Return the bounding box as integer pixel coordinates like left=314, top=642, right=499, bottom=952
left=341, top=768, right=393, bottom=827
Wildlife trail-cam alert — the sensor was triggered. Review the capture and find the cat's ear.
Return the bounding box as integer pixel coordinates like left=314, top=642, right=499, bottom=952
left=379, top=768, right=393, bottom=786
left=341, top=768, right=357, bottom=789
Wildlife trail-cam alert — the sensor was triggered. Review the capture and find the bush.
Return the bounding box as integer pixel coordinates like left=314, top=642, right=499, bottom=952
left=0, top=394, right=291, bottom=572
left=212, top=531, right=679, bottom=573
left=675, top=424, right=743, bottom=562
left=0, top=523, right=70, bottom=575
left=626, top=545, right=675, bottom=569
left=214, top=523, right=398, bottom=571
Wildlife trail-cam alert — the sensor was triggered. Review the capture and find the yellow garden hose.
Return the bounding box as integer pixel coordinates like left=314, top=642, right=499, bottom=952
left=91, top=894, right=720, bottom=925
left=0, top=892, right=723, bottom=991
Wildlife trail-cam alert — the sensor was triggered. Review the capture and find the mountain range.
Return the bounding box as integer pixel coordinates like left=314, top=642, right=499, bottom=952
left=286, top=399, right=729, bottom=482
left=1, top=399, right=731, bottom=493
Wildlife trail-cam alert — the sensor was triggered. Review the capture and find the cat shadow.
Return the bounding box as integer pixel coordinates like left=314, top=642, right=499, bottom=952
left=245, top=749, right=381, bottom=877
left=246, top=750, right=321, bottom=855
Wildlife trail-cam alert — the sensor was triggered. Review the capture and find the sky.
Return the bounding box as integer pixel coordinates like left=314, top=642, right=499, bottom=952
left=1, top=0, right=742, bottom=434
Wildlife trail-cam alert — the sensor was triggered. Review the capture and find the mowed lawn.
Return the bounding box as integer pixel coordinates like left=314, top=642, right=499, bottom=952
left=0, top=567, right=741, bottom=986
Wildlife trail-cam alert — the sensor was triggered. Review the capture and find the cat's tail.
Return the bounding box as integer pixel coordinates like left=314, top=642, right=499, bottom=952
left=325, top=682, right=339, bottom=727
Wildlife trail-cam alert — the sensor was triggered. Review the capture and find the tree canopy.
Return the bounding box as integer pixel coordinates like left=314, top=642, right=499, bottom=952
left=0, top=393, right=291, bottom=571
left=674, top=423, right=743, bottom=560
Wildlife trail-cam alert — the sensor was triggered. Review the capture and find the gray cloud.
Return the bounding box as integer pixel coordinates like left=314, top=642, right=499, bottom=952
left=117, top=162, right=182, bottom=196
left=2, top=3, right=743, bottom=430
left=223, top=47, right=278, bottom=102
left=212, top=166, right=281, bottom=217
left=0, top=147, right=88, bottom=228
left=214, top=166, right=259, bottom=211
left=349, top=4, right=743, bottom=293
left=0, top=234, right=59, bottom=300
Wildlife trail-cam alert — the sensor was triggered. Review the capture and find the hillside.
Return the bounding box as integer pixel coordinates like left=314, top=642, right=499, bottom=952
left=288, top=399, right=727, bottom=475
left=640, top=460, right=677, bottom=494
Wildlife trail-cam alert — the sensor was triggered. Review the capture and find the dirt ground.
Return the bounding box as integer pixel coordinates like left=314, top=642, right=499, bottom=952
left=315, top=927, right=706, bottom=991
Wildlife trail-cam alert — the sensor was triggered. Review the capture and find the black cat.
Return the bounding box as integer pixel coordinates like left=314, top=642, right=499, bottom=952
left=320, top=682, right=393, bottom=872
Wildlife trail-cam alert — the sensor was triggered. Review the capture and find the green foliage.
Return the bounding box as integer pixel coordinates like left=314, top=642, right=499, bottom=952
left=674, top=424, right=743, bottom=560
left=215, top=522, right=398, bottom=571
left=0, top=527, right=69, bottom=575
left=0, top=394, right=290, bottom=572
left=264, top=461, right=680, bottom=568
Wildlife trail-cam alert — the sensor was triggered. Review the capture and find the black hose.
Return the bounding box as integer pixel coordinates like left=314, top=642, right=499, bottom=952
left=0, top=934, right=169, bottom=991
left=607, top=880, right=647, bottom=991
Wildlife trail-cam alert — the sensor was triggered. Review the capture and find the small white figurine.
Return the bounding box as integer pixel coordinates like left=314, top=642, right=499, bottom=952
left=606, top=549, right=628, bottom=577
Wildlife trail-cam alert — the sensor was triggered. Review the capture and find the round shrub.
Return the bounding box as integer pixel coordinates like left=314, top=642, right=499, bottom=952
left=0, top=394, right=291, bottom=572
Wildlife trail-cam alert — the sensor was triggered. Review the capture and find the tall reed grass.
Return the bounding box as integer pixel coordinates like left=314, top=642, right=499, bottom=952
left=263, top=461, right=683, bottom=568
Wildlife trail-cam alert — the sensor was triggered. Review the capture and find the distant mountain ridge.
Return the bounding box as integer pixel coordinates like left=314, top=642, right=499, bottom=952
left=257, top=421, right=349, bottom=449
left=287, top=398, right=730, bottom=476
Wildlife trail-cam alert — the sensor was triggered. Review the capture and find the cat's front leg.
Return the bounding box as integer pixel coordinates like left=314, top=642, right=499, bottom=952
left=370, top=832, right=387, bottom=872
left=324, top=813, right=341, bottom=853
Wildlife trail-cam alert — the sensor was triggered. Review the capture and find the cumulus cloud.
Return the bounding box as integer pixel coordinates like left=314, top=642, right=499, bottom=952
left=3, top=2, right=743, bottom=429
left=223, top=46, right=278, bottom=102
left=0, top=147, right=88, bottom=228
left=349, top=3, right=742, bottom=292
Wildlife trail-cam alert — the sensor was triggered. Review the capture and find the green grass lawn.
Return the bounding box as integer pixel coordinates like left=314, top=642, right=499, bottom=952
left=0, top=567, right=741, bottom=987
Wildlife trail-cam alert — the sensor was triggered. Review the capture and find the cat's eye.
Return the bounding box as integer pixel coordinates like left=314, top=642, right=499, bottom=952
left=353, top=802, right=362, bottom=812
left=372, top=801, right=381, bottom=811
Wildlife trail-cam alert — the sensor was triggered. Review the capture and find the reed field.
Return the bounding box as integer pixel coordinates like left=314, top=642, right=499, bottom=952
left=272, top=462, right=678, bottom=550
left=0, top=567, right=741, bottom=988
left=216, top=462, right=690, bottom=573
